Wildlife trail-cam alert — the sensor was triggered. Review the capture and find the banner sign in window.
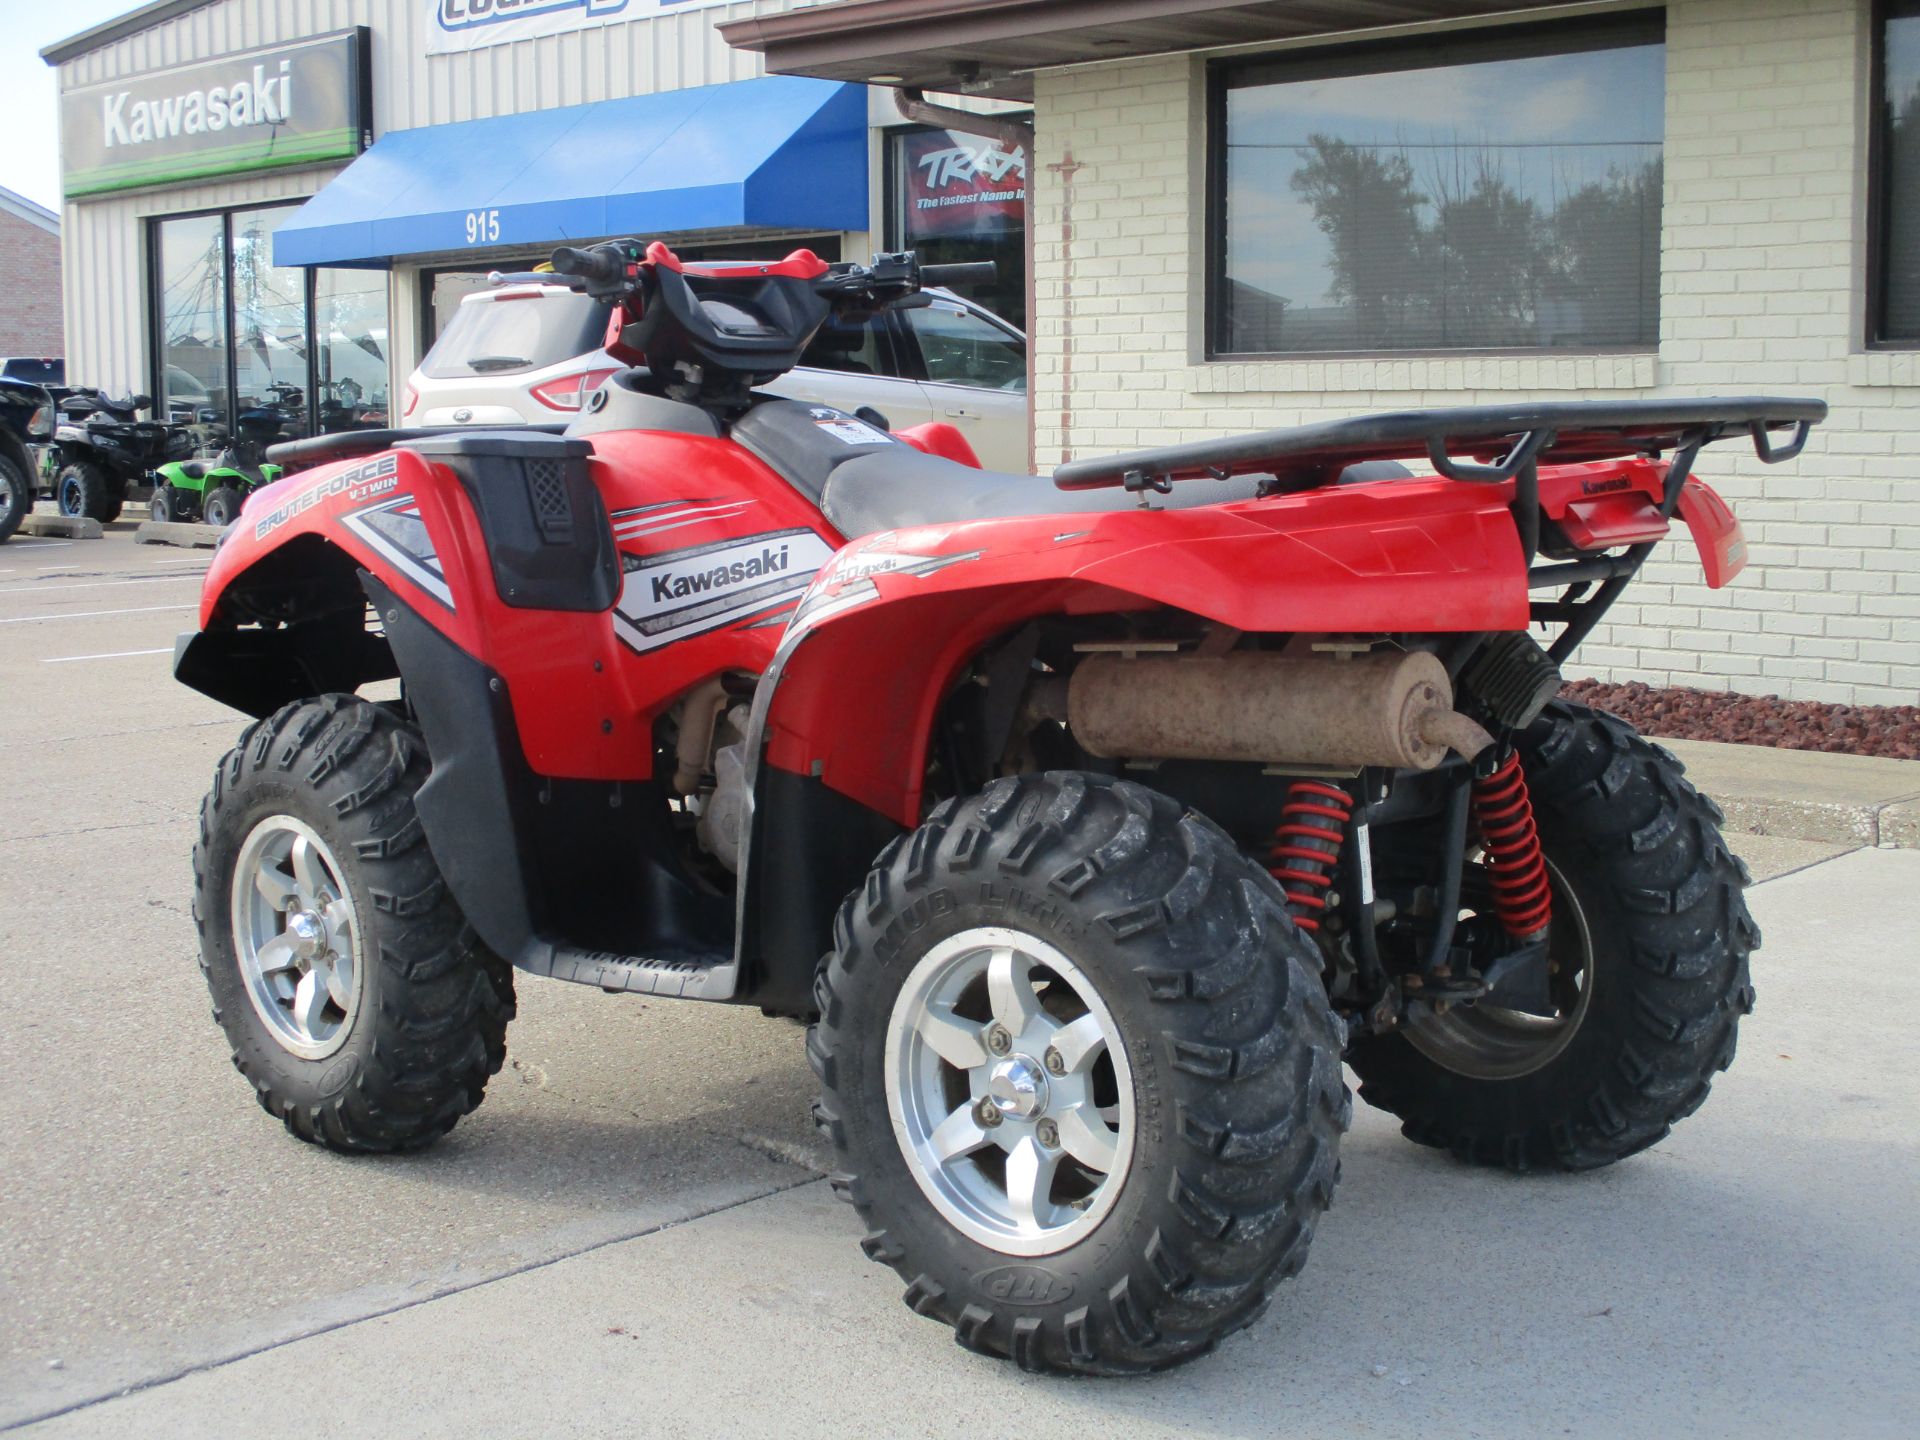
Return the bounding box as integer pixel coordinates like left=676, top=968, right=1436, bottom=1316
left=900, top=128, right=1028, bottom=240
left=426, top=0, right=736, bottom=55
left=62, top=31, right=370, bottom=199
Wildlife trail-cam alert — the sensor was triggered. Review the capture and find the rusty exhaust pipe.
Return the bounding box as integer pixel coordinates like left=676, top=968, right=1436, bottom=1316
left=1066, top=650, right=1492, bottom=771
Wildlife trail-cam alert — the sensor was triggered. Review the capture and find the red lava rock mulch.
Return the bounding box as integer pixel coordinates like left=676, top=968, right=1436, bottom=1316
left=1561, top=679, right=1920, bottom=761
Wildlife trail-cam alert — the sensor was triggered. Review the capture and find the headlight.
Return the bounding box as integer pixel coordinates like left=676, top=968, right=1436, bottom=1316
left=29, top=403, right=53, bottom=438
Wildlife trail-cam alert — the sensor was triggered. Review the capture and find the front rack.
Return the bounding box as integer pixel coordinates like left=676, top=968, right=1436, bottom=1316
left=1052, top=396, right=1827, bottom=663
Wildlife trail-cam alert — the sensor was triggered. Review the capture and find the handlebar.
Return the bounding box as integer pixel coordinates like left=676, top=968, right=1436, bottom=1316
left=550, top=244, right=631, bottom=287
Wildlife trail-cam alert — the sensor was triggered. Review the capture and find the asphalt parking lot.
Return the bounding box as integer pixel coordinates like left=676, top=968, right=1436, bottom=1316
left=2, top=521, right=1914, bottom=1437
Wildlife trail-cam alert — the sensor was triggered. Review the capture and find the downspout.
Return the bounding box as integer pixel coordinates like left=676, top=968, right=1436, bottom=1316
left=893, top=88, right=1039, bottom=473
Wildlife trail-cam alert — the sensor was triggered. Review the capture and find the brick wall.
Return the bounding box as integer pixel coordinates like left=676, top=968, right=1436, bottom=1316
left=1030, top=0, right=1920, bottom=705
left=0, top=209, right=63, bottom=358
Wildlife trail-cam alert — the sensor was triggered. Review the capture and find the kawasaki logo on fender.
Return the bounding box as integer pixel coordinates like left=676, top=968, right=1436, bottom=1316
left=649, top=543, right=792, bottom=603
left=615, top=527, right=837, bottom=654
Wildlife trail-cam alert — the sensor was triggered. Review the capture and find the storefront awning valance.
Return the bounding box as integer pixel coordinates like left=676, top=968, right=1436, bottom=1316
left=272, top=77, right=867, bottom=268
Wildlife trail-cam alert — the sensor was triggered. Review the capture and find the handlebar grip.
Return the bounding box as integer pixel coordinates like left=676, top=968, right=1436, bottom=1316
left=921, top=262, right=998, bottom=285
left=550, top=246, right=624, bottom=285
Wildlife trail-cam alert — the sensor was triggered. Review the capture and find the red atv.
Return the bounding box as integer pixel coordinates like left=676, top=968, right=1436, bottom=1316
left=176, top=240, right=1822, bottom=1375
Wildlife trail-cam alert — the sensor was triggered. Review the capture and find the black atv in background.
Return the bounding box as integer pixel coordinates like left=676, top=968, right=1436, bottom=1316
left=0, top=376, right=55, bottom=543
left=49, top=389, right=193, bottom=523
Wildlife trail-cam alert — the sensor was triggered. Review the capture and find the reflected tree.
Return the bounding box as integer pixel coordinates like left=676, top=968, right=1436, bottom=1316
left=1290, top=135, right=1426, bottom=346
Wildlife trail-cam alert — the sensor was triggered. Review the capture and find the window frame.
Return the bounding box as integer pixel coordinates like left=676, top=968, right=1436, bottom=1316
left=1868, top=0, right=1920, bottom=349
left=146, top=201, right=321, bottom=436
left=1203, top=11, right=1668, bottom=362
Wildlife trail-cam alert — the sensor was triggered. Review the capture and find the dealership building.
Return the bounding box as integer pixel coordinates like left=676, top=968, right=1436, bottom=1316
left=41, top=0, right=1029, bottom=443
left=44, top=0, right=1920, bottom=706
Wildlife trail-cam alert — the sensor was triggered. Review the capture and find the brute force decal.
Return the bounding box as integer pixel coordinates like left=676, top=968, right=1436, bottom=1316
left=789, top=548, right=986, bottom=633
left=253, top=454, right=400, bottom=541
left=614, top=527, right=837, bottom=653
left=339, top=494, right=453, bottom=610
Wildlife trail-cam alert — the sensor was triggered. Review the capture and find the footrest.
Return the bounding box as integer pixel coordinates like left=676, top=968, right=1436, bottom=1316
left=526, top=942, right=737, bottom=1000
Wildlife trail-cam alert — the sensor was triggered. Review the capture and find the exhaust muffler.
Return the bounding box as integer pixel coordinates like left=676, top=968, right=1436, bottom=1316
left=1065, top=649, right=1491, bottom=771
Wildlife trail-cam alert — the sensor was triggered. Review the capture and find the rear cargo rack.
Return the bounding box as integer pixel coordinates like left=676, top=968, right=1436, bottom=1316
left=1052, top=396, right=1826, bottom=661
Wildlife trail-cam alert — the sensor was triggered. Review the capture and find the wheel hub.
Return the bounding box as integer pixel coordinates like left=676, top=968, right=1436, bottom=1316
left=986, top=1055, right=1050, bottom=1119
left=230, top=816, right=363, bottom=1061
left=885, top=927, right=1135, bottom=1257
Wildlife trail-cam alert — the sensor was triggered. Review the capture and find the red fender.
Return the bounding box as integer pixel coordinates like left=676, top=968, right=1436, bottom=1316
left=763, top=478, right=1530, bottom=825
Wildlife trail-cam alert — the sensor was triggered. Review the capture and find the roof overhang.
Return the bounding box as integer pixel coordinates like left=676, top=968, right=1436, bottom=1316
left=721, top=0, right=1575, bottom=99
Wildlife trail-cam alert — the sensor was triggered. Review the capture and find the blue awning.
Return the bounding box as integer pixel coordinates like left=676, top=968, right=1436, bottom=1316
left=274, top=77, right=867, bottom=267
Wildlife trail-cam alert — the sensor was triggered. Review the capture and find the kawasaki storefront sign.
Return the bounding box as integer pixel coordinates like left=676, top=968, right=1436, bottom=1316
left=62, top=30, right=370, bottom=199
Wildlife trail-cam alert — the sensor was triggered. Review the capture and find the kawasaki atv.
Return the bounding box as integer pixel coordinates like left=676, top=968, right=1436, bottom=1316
left=174, top=240, right=1823, bottom=1375
left=152, top=406, right=285, bottom=527
left=51, top=388, right=192, bottom=523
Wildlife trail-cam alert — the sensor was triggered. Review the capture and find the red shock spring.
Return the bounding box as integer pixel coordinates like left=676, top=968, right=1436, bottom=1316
left=1268, top=781, right=1354, bottom=933
left=1471, top=750, right=1553, bottom=939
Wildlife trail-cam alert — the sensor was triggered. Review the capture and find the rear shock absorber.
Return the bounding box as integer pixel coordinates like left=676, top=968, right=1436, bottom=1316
left=1470, top=750, right=1553, bottom=940
left=1269, top=781, right=1354, bottom=933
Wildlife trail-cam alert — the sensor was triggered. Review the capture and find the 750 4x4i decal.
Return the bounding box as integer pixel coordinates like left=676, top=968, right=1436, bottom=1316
left=613, top=527, right=836, bottom=653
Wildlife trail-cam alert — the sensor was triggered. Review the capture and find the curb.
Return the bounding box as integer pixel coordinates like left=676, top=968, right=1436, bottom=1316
left=1656, top=737, right=1920, bottom=850
left=135, top=520, right=223, bottom=548
left=1707, top=795, right=1912, bottom=849
left=19, top=513, right=103, bottom=539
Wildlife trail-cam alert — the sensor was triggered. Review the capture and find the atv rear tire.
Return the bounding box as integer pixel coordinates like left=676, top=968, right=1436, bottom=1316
left=0, top=451, right=28, bottom=543
left=1348, top=701, right=1756, bottom=1172
left=150, top=488, right=175, bottom=523
left=813, top=771, right=1349, bottom=1374
left=57, top=461, right=120, bottom=523
left=202, top=485, right=243, bottom=529
left=193, top=695, right=515, bottom=1152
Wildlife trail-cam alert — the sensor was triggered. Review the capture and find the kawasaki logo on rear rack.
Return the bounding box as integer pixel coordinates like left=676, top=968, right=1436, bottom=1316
left=614, top=528, right=836, bottom=653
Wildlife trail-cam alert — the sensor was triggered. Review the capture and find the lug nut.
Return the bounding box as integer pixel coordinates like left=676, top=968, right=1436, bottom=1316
left=986, top=1025, right=1012, bottom=1056
left=976, top=1098, right=1002, bottom=1128
left=1043, top=1048, right=1066, bottom=1075
left=1035, top=1119, right=1060, bottom=1148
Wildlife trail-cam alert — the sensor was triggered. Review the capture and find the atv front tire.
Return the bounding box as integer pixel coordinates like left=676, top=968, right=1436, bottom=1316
left=813, top=771, right=1349, bottom=1374
left=57, top=461, right=120, bottom=523
left=202, top=485, right=243, bottom=529
left=0, top=450, right=28, bottom=542
left=1349, top=701, right=1756, bottom=1172
left=193, top=695, right=515, bottom=1151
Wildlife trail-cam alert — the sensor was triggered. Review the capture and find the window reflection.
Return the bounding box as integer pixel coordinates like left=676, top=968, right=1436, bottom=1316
left=1882, top=2, right=1920, bottom=341
left=155, top=213, right=227, bottom=442
left=316, top=268, right=390, bottom=430
left=1216, top=26, right=1665, bottom=355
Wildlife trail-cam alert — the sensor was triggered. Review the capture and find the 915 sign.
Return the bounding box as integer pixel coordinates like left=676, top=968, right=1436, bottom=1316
left=464, top=208, right=501, bottom=244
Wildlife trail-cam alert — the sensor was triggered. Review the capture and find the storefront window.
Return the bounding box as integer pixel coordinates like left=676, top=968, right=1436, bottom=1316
left=889, top=125, right=1028, bottom=331
left=315, top=268, right=392, bottom=429
left=149, top=205, right=390, bottom=438
left=1877, top=1, right=1920, bottom=343
left=153, top=213, right=228, bottom=439
left=1209, top=17, right=1664, bottom=356
left=230, top=206, right=311, bottom=437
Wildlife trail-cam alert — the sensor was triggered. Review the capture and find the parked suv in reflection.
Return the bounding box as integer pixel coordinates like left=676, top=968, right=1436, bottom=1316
left=402, top=281, right=1030, bottom=471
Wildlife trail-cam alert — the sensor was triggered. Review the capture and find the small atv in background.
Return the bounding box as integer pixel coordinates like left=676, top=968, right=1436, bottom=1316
left=174, top=239, right=1826, bottom=1375
left=50, top=388, right=192, bottom=523
left=152, top=406, right=285, bottom=527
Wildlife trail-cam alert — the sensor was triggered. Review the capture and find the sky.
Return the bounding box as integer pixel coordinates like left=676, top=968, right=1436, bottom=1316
left=1, top=0, right=152, bottom=211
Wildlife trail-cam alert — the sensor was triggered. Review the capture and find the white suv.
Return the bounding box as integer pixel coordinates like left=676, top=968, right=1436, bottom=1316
left=403, top=282, right=1031, bottom=472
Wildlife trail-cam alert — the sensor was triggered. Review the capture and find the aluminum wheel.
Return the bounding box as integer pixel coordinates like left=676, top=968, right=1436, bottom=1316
left=230, top=815, right=363, bottom=1061
left=1404, top=855, right=1593, bottom=1080
left=884, top=926, right=1134, bottom=1257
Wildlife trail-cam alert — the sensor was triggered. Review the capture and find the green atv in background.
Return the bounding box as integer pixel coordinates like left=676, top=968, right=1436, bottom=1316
left=151, top=408, right=285, bottom=527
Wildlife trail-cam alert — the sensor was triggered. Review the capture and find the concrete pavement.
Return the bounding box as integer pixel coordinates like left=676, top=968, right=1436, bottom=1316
left=10, top=848, right=1913, bottom=1438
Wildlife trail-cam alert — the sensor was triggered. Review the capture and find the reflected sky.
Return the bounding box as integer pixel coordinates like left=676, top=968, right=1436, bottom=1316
left=1225, top=43, right=1664, bottom=310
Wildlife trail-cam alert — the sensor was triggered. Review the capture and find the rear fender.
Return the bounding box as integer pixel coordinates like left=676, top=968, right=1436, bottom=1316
left=750, top=483, right=1527, bottom=829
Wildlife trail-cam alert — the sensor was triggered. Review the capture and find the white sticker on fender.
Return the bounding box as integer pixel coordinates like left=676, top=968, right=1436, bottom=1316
left=613, top=527, right=838, bottom=652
